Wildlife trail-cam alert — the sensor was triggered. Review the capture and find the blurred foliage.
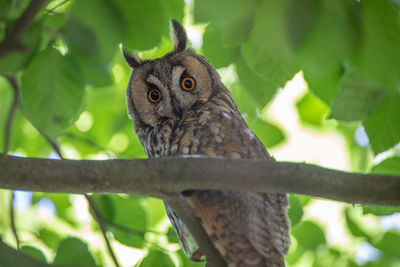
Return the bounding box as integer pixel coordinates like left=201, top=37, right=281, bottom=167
left=0, top=0, right=400, bottom=266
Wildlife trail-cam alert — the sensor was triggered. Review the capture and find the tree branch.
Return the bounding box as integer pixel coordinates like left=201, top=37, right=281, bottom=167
left=0, top=154, right=399, bottom=206
left=0, top=0, right=48, bottom=59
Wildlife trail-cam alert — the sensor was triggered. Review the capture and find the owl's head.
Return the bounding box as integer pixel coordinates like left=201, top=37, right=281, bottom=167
left=123, top=19, right=224, bottom=131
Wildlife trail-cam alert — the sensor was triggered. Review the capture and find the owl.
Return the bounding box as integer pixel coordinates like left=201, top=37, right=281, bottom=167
left=123, top=19, right=290, bottom=266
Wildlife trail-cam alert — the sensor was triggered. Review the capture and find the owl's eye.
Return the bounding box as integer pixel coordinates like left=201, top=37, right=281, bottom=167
left=181, top=77, right=196, bottom=91
left=148, top=88, right=162, bottom=103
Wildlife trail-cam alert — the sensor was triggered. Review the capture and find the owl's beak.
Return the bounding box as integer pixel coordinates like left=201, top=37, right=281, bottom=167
left=171, top=99, right=183, bottom=118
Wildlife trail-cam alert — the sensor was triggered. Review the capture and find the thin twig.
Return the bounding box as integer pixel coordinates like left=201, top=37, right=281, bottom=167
left=101, top=216, right=175, bottom=237
left=3, top=76, right=21, bottom=250
left=0, top=0, right=48, bottom=59
left=40, top=135, right=121, bottom=267
left=3, top=76, right=19, bottom=153
left=9, top=192, right=20, bottom=250
left=43, top=0, right=69, bottom=15
left=11, top=72, right=121, bottom=267
left=38, top=134, right=121, bottom=267
left=85, top=195, right=121, bottom=267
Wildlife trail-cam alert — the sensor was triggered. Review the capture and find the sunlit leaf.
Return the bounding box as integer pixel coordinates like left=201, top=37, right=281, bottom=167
left=292, top=221, right=326, bottom=250
left=38, top=228, right=61, bottom=249
left=141, top=197, right=166, bottom=229
left=105, top=195, right=147, bottom=248
left=140, top=249, right=174, bottom=267
left=371, top=157, right=400, bottom=176
left=296, top=92, right=330, bottom=126
left=344, top=208, right=370, bottom=238
left=362, top=206, right=400, bottom=216
left=177, top=248, right=205, bottom=267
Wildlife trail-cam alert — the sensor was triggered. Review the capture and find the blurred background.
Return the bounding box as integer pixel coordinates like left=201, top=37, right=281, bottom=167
left=0, top=0, right=400, bottom=266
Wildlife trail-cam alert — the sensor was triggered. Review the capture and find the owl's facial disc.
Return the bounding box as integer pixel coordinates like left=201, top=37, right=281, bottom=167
left=128, top=54, right=213, bottom=128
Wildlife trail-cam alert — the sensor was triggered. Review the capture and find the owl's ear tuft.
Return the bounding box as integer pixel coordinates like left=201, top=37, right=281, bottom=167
left=170, top=19, right=188, bottom=52
left=122, top=47, right=141, bottom=69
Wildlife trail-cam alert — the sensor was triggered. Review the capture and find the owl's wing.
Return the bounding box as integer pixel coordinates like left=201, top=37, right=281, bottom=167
left=185, top=190, right=290, bottom=267
left=164, top=202, right=203, bottom=261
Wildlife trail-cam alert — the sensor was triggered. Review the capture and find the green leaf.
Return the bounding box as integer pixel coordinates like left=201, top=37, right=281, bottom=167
left=65, top=0, right=125, bottom=63
left=106, top=195, right=147, bottom=248
left=330, top=70, right=387, bottom=122
left=296, top=92, right=330, bottom=126
left=64, top=0, right=124, bottom=87
left=371, top=157, right=400, bottom=176
left=116, top=0, right=184, bottom=51
left=292, top=221, right=326, bottom=249
left=229, top=82, right=260, bottom=116
left=38, top=228, right=61, bottom=249
left=53, top=237, right=96, bottom=266
left=177, top=248, right=204, bottom=267
left=21, top=47, right=85, bottom=138
left=202, top=24, right=240, bottom=68
left=362, top=94, right=400, bottom=154
left=373, top=231, right=400, bottom=258
left=141, top=197, right=166, bottom=229
left=246, top=118, right=285, bottom=149
left=288, top=195, right=303, bottom=228
left=235, top=56, right=278, bottom=106
left=242, top=0, right=298, bottom=88
left=0, top=24, right=41, bottom=75
left=167, top=226, right=179, bottom=244
left=362, top=206, right=400, bottom=216
left=34, top=194, right=74, bottom=225
left=194, top=0, right=258, bottom=47
left=296, top=0, right=361, bottom=105
left=286, top=0, right=322, bottom=51
left=140, top=249, right=174, bottom=267
left=344, top=208, right=369, bottom=238
left=21, top=246, right=47, bottom=263
left=351, top=0, right=400, bottom=91
left=91, top=195, right=115, bottom=221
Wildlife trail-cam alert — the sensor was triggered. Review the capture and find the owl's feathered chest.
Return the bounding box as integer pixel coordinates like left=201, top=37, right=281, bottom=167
left=139, top=97, right=270, bottom=159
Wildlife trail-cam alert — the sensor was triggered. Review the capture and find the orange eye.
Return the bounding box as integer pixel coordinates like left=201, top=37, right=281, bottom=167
left=148, top=88, right=162, bottom=103
left=181, top=77, right=196, bottom=91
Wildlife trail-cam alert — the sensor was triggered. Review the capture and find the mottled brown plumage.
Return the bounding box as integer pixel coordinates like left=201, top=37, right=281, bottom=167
left=124, top=19, right=290, bottom=266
